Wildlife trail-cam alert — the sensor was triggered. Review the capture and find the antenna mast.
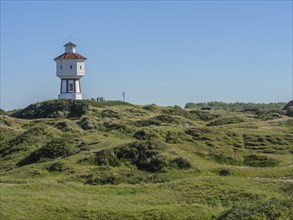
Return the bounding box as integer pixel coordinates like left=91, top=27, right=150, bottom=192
left=122, top=91, right=126, bottom=102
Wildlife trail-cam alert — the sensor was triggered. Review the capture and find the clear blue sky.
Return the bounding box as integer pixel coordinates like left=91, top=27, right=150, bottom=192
left=1, top=1, right=292, bottom=110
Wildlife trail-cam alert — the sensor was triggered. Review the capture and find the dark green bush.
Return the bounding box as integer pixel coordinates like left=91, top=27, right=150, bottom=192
left=116, top=141, right=167, bottom=172
left=217, top=198, right=293, bottom=220
left=286, top=107, right=293, bottom=117
left=0, top=127, right=51, bottom=157
left=0, top=116, right=13, bottom=126
left=77, top=117, right=98, bottom=130
left=95, top=149, right=121, bottom=166
left=85, top=100, right=133, bottom=108
left=0, top=108, right=7, bottom=115
left=281, top=183, right=293, bottom=196
left=185, top=102, right=286, bottom=111
left=170, top=157, right=191, bottom=169
left=55, top=121, right=73, bottom=132
left=133, top=129, right=158, bottom=140
left=244, top=154, right=279, bottom=167
left=207, top=116, right=246, bottom=126
left=143, top=104, right=158, bottom=112
left=95, top=141, right=167, bottom=172
left=0, top=144, right=28, bottom=158
left=86, top=166, right=171, bottom=185
left=219, top=168, right=232, bottom=176
left=162, top=106, right=196, bottom=120
left=134, top=119, right=161, bottom=127
left=45, top=161, right=64, bottom=172
left=87, top=168, right=121, bottom=185
left=147, top=155, right=168, bottom=172
left=101, top=109, right=121, bottom=119
left=189, top=110, right=223, bottom=121
left=18, top=136, right=76, bottom=166
left=11, top=99, right=89, bottom=119
left=165, top=131, right=182, bottom=144
left=257, top=112, right=283, bottom=121
left=103, top=122, right=133, bottom=133
left=9, top=127, right=48, bottom=146
left=154, top=115, right=178, bottom=124
left=256, top=109, right=286, bottom=116
left=185, top=128, right=213, bottom=141
left=212, top=154, right=242, bottom=166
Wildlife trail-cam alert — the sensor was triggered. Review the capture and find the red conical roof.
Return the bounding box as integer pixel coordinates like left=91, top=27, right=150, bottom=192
left=54, top=53, right=87, bottom=61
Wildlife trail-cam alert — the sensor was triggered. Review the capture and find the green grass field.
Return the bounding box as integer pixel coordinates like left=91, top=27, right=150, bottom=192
left=1, top=100, right=292, bottom=219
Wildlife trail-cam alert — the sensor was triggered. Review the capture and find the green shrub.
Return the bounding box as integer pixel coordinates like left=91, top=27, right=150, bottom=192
left=85, top=100, right=133, bottom=108
left=124, top=108, right=148, bottom=116
left=18, top=137, right=76, bottom=166
left=55, top=121, right=73, bottom=132
left=185, top=127, right=213, bottom=141
left=162, top=106, right=196, bottom=120
left=256, top=109, right=286, bottom=117
left=189, top=110, right=223, bottom=121
left=90, top=170, right=121, bottom=185
left=45, top=161, right=64, bottom=172
left=170, top=157, right=191, bottom=169
left=95, top=149, right=121, bottom=166
left=217, top=198, right=293, bottom=220
left=103, top=122, right=133, bottom=133
left=244, top=154, right=279, bottom=167
left=146, top=155, right=168, bottom=172
left=154, top=115, right=178, bottom=124
left=212, top=154, right=242, bottom=165
left=143, top=104, right=158, bottom=112
left=219, top=168, right=232, bottom=176
left=258, top=112, right=283, bottom=121
left=86, top=166, right=171, bottom=185
left=0, top=144, right=28, bottom=158
left=77, top=116, right=99, bottom=130
left=134, top=119, right=161, bottom=127
left=165, top=131, right=183, bottom=144
left=116, top=141, right=167, bottom=172
left=281, top=183, right=293, bottom=196
left=101, top=109, right=121, bottom=119
left=133, top=129, right=159, bottom=140
left=185, top=101, right=286, bottom=111
left=95, top=141, right=167, bottom=172
left=8, top=127, right=48, bottom=146
left=0, top=126, right=51, bottom=157
left=207, top=116, right=246, bottom=126
left=0, top=116, right=14, bottom=127
left=11, top=99, right=89, bottom=119
left=286, top=106, right=293, bottom=117
left=0, top=108, right=7, bottom=115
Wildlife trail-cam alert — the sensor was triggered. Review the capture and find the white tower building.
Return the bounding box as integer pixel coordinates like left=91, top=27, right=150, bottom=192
left=54, top=42, right=87, bottom=100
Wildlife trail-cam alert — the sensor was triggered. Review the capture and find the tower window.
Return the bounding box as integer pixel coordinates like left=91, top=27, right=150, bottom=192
left=80, top=65, right=82, bottom=70
left=70, top=65, right=72, bottom=69
left=60, top=65, right=62, bottom=70
left=69, top=83, right=73, bottom=91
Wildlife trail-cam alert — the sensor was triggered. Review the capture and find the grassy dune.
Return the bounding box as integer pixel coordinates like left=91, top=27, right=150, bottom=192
left=1, top=100, right=292, bottom=219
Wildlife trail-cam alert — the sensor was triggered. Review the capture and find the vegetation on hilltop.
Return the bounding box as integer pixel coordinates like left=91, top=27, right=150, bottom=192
left=185, top=101, right=286, bottom=111
left=0, top=108, right=8, bottom=115
left=286, top=106, right=293, bottom=117
left=11, top=99, right=132, bottom=119
left=1, top=100, right=292, bottom=219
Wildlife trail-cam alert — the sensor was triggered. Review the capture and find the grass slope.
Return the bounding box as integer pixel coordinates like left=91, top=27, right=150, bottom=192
left=1, top=100, right=292, bottom=219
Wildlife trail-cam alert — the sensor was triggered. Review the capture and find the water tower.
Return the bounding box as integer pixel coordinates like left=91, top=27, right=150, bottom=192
left=54, top=42, right=87, bottom=100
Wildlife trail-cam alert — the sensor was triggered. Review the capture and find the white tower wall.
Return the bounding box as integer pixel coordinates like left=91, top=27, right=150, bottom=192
left=56, top=60, right=85, bottom=78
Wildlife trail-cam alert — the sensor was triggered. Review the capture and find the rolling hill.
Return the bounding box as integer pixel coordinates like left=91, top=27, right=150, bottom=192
left=1, top=100, right=292, bottom=219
